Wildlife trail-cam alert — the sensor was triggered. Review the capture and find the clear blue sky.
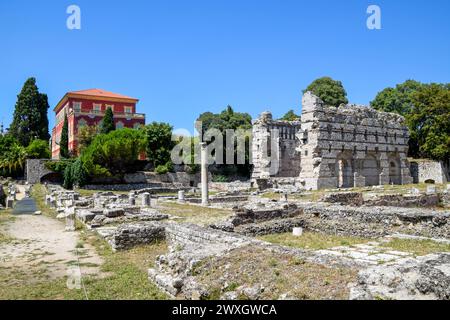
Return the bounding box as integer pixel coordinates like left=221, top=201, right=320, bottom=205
left=1, top=0, right=449, bottom=133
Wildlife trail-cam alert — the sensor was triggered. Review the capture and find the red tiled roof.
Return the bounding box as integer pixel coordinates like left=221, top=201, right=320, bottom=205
left=54, top=88, right=139, bottom=112
left=68, top=89, right=138, bottom=101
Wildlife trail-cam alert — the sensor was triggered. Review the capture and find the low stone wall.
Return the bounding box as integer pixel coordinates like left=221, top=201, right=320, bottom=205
left=364, top=193, right=440, bottom=208
left=321, top=192, right=364, bottom=206
left=297, top=202, right=450, bottom=239
left=186, top=195, right=249, bottom=204
left=108, top=222, right=166, bottom=251
left=234, top=217, right=305, bottom=236
left=229, top=203, right=302, bottom=226
left=209, top=181, right=252, bottom=192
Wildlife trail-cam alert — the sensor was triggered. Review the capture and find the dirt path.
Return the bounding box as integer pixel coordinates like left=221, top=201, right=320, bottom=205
left=0, top=188, right=103, bottom=298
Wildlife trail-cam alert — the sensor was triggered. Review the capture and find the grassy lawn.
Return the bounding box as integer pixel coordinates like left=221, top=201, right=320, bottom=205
left=77, top=232, right=169, bottom=300
left=194, top=246, right=357, bottom=300
left=158, top=201, right=231, bottom=225
left=259, top=232, right=369, bottom=250
left=381, top=238, right=450, bottom=257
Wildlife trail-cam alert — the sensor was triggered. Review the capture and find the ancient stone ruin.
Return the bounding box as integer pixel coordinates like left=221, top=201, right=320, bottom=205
left=252, top=92, right=414, bottom=190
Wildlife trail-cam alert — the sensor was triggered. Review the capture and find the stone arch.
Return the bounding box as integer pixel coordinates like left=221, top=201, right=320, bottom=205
left=362, top=153, right=380, bottom=186
left=388, top=154, right=401, bottom=185
left=40, top=172, right=63, bottom=184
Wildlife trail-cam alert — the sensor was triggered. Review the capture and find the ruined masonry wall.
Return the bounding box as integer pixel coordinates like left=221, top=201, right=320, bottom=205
left=298, top=92, right=413, bottom=190
left=251, top=111, right=301, bottom=179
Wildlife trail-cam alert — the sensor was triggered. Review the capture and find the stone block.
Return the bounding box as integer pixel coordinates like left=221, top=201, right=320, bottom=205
left=104, top=208, right=125, bottom=218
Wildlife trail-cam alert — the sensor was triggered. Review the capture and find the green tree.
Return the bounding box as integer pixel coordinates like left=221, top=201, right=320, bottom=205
left=280, top=110, right=300, bottom=121
left=26, top=139, right=51, bottom=159
left=9, top=77, right=50, bottom=146
left=100, top=107, right=115, bottom=134
left=0, top=143, right=27, bottom=177
left=59, top=114, right=69, bottom=159
left=81, top=128, right=146, bottom=176
left=371, top=80, right=423, bottom=115
left=303, top=77, right=348, bottom=107
left=145, top=122, right=175, bottom=169
left=197, top=105, right=252, bottom=177
left=77, top=125, right=98, bottom=154
left=407, top=83, right=450, bottom=162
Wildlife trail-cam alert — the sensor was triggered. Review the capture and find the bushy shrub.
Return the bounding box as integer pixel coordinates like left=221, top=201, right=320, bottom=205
left=81, top=128, right=146, bottom=177
left=155, top=165, right=169, bottom=175
left=63, top=164, right=73, bottom=189
left=45, top=160, right=74, bottom=173
left=71, top=158, right=88, bottom=188
left=62, top=158, right=88, bottom=190
left=155, top=161, right=174, bottom=175
left=26, top=139, right=51, bottom=159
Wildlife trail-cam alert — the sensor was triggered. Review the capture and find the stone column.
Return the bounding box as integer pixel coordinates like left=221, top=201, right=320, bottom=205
left=6, top=197, right=14, bottom=209
left=142, top=193, right=151, bottom=207
left=178, top=190, right=185, bottom=203
left=65, top=207, right=76, bottom=232
left=129, top=192, right=136, bottom=206
left=338, top=159, right=345, bottom=188
left=200, top=142, right=209, bottom=206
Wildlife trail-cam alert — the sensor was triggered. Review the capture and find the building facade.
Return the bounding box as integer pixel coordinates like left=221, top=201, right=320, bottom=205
left=252, top=92, right=414, bottom=190
left=51, top=89, right=145, bottom=159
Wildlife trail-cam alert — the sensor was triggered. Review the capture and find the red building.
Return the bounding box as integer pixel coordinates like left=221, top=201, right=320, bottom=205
left=51, top=89, right=146, bottom=159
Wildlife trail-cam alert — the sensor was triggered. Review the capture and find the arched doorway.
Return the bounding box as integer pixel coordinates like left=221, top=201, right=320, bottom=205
left=40, top=172, right=63, bottom=184
left=388, top=156, right=401, bottom=185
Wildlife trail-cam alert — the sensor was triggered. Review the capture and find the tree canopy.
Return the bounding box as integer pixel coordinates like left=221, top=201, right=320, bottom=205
left=280, top=110, right=300, bottom=121
left=81, top=128, right=146, bottom=176
left=9, top=77, right=50, bottom=146
left=144, top=122, right=175, bottom=169
left=100, top=107, right=115, bottom=134
left=59, top=114, right=69, bottom=159
left=303, top=77, right=348, bottom=107
left=407, top=83, right=450, bottom=162
left=26, top=139, right=51, bottom=159
left=371, top=80, right=423, bottom=115
left=197, top=106, right=252, bottom=177
left=371, top=80, right=450, bottom=163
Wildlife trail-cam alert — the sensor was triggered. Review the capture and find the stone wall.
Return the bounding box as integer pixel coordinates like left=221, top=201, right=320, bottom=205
left=108, top=222, right=166, bottom=251
left=251, top=111, right=301, bottom=180
left=409, top=159, right=449, bottom=184
left=297, top=202, right=450, bottom=239
left=26, top=159, right=58, bottom=184
left=298, top=92, right=413, bottom=190
left=250, top=92, right=414, bottom=190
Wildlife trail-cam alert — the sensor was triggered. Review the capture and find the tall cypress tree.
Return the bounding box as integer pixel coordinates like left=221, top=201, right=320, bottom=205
left=9, top=77, right=50, bottom=146
left=59, top=114, right=69, bottom=159
left=100, top=107, right=115, bottom=134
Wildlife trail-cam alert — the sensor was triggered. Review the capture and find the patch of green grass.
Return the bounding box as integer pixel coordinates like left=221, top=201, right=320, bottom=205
left=259, top=232, right=368, bottom=250
left=158, top=201, right=231, bottom=225
left=381, top=238, right=450, bottom=257
left=31, top=184, right=57, bottom=218
left=77, top=232, right=169, bottom=300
